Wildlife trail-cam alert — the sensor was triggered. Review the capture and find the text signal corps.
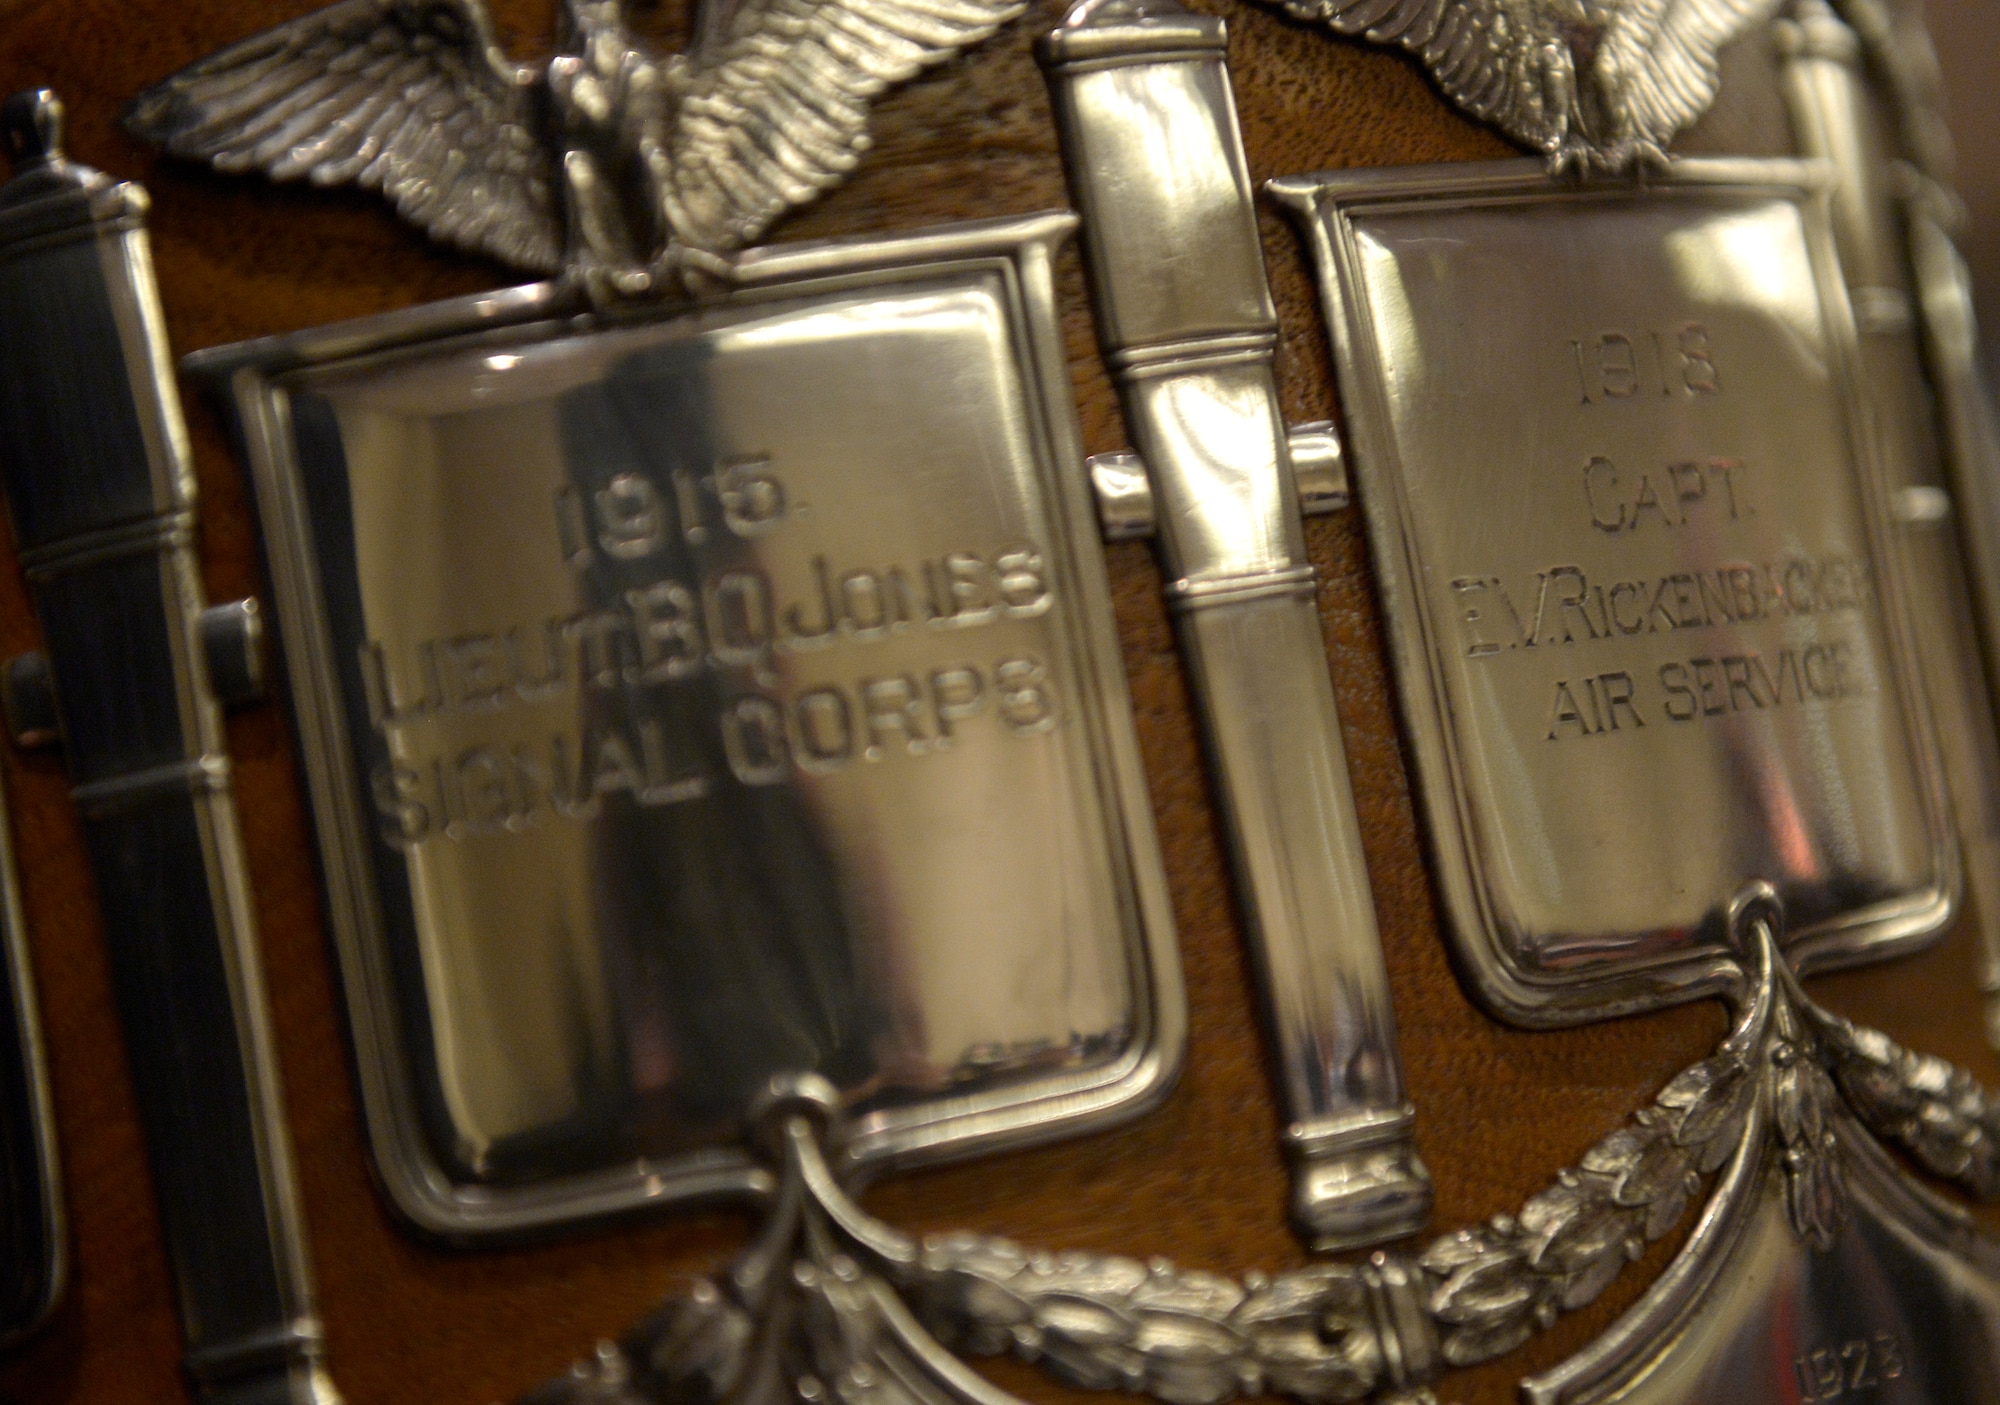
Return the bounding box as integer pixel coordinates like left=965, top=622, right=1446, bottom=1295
left=362, top=458, right=1067, bottom=846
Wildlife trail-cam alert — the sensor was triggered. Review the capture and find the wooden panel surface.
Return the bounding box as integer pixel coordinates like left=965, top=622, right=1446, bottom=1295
left=0, top=3, right=1994, bottom=1404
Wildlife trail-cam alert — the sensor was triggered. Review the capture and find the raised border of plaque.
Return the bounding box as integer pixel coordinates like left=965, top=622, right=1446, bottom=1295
left=1273, top=158, right=1959, bottom=1028
left=189, top=212, right=1187, bottom=1239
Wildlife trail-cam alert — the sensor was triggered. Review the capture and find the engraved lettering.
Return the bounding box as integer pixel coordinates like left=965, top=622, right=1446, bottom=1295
left=560, top=609, right=632, bottom=688
left=1598, top=331, right=1639, bottom=398
left=1794, top=1334, right=1905, bottom=1400
left=1540, top=565, right=1601, bottom=644
left=589, top=729, right=646, bottom=798
left=944, top=551, right=996, bottom=624
left=1570, top=338, right=1593, bottom=405
left=997, top=657, right=1056, bottom=734
left=1669, top=460, right=1705, bottom=519
left=861, top=675, right=930, bottom=758
left=886, top=565, right=940, bottom=628
left=1653, top=642, right=1867, bottom=726
left=1601, top=671, right=1643, bottom=730
left=456, top=747, right=517, bottom=832
left=794, top=686, right=854, bottom=771
left=1547, top=679, right=1592, bottom=740
left=716, top=456, right=786, bottom=536
left=1583, top=457, right=1752, bottom=534
left=506, top=622, right=565, bottom=702
left=841, top=569, right=890, bottom=636
left=995, top=548, right=1052, bottom=616
left=785, top=556, right=839, bottom=647
left=372, top=765, right=430, bottom=846
left=362, top=640, right=425, bottom=727
left=1660, top=662, right=1695, bottom=721
left=1548, top=671, right=1646, bottom=741
left=635, top=717, right=707, bottom=804
left=1630, top=470, right=1672, bottom=530
left=1453, top=577, right=1506, bottom=657
left=627, top=580, right=705, bottom=683
left=595, top=472, right=666, bottom=560
left=721, top=695, right=789, bottom=785
left=1608, top=581, right=1645, bottom=635
left=1489, top=576, right=1536, bottom=649
left=1843, top=1340, right=1876, bottom=1391
left=930, top=665, right=985, bottom=742
left=706, top=569, right=776, bottom=670
left=1678, top=323, right=1721, bottom=393
left=1446, top=555, right=1872, bottom=656
left=670, top=468, right=709, bottom=546
left=1585, top=457, right=1625, bottom=532
left=1570, top=323, right=1721, bottom=401
left=1710, top=457, right=1750, bottom=517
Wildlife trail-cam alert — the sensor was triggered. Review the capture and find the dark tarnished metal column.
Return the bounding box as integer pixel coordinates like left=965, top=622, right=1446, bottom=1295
left=1041, top=0, right=1430, bottom=1249
left=0, top=90, right=333, bottom=1405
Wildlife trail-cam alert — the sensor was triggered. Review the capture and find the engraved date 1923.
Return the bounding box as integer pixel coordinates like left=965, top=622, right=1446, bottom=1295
left=1795, top=1333, right=1906, bottom=1400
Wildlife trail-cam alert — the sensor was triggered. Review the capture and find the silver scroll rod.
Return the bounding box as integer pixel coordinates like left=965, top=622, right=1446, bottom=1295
left=0, top=90, right=334, bottom=1405
left=1038, top=0, right=1430, bottom=1250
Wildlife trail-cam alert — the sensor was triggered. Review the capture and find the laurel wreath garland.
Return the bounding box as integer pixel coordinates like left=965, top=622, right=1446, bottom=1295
left=521, top=914, right=2000, bottom=1405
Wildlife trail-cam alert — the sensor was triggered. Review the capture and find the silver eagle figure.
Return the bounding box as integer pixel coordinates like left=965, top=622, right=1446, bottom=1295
left=125, top=0, right=1025, bottom=299
left=1266, top=0, right=1783, bottom=173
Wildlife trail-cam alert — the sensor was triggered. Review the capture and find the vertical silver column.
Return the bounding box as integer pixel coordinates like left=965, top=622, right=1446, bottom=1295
left=0, top=91, right=333, bottom=1404
left=1041, top=0, right=1429, bottom=1249
left=1777, top=2, right=2000, bottom=1045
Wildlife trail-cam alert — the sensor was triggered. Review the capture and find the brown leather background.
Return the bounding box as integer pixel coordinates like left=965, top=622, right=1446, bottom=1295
left=0, top=3, right=1996, bottom=1403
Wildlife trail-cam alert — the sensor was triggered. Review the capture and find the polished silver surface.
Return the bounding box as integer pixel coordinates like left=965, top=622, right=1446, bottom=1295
left=1775, top=0, right=2000, bottom=1054
left=1528, top=1123, right=2000, bottom=1403
left=516, top=900, right=2000, bottom=1405
left=193, top=212, right=1185, bottom=1239
left=1526, top=930, right=2000, bottom=1404
left=1253, top=0, right=1781, bottom=174
left=1085, top=424, right=1349, bottom=542
left=124, top=0, right=1027, bottom=302
left=0, top=88, right=330, bottom=1402
left=1275, top=158, right=1957, bottom=1029
left=1041, top=0, right=1428, bottom=1251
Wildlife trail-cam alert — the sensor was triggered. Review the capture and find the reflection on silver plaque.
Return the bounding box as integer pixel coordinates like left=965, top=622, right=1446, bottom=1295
left=1274, top=159, right=1957, bottom=1027
left=197, top=215, right=1183, bottom=1237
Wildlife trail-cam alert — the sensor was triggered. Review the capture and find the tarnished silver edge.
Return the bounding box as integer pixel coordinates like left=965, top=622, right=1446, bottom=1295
left=1265, top=155, right=1835, bottom=206
left=202, top=211, right=1185, bottom=1239
left=0, top=759, right=65, bottom=1348
left=1269, top=158, right=1959, bottom=1030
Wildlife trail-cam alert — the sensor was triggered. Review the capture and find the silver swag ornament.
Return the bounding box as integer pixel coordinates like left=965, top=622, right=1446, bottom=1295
left=124, top=0, right=1025, bottom=299
left=521, top=898, right=2000, bottom=1405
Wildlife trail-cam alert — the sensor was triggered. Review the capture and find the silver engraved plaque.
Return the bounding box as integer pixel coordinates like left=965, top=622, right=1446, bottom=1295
left=195, top=214, right=1184, bottom=1237
left=1274, top=159, right=1957, bottom=1027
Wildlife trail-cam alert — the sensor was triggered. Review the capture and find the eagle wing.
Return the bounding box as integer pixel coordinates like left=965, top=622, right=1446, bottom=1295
left=1264, top=0, right=1779, bottom=165
left=1600, top=0, right=1784, bottom=151
left=1263, top=0, right=1572, bottom=155
left=662, top=0, right=1027, bottom=258
left=124, top=0, right=563, bottom=275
